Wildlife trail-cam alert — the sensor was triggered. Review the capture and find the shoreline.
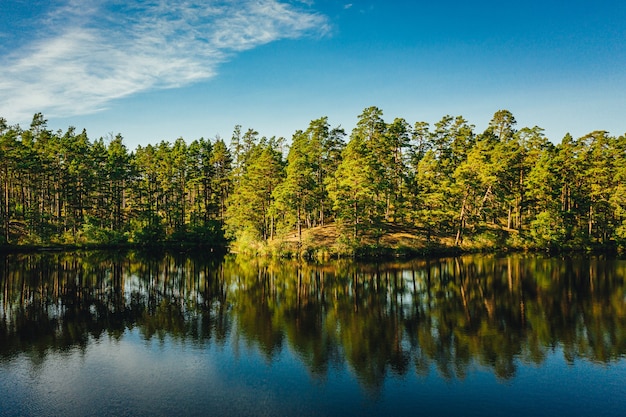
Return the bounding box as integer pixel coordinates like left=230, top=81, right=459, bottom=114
left=1, top=240, right=621, bottom=260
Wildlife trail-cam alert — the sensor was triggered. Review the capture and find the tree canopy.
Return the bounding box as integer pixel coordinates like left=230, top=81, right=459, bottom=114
left=1, top=109, right=625, bottom=252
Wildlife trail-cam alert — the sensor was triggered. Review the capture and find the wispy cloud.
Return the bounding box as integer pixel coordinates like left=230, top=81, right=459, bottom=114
left=0, top=0, right=329, bottom=122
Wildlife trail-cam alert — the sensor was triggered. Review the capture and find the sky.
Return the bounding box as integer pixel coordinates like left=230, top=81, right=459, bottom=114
left=1, top=0, right=625, bottom=149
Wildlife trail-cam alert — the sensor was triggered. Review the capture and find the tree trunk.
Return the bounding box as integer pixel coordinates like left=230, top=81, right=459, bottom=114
left=297, top=203, right=302, bottom=242
left=507, top=205, right=512, bottom=230
left=354, top=200, right=358, bottom=239
left=455, top=193, right=468, bottom=246
left=478, top=185, right=492, bottom=218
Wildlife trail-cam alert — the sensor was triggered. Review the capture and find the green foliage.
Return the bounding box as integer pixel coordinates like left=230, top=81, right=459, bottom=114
left=229, top=229, right=268, bottom=256
left=272, top=118, right=345, bottom=240
left=333, top=235, right=359, bottom=257
left=225, top=135, right=285, bottom=241
left=183, top=221, right=225, bottom=245
left=529, top=211, right=566, bottom=248
left=615, top=222, right=626, bottom=246
left=1, top=110, right=625, bottom=253
left=131, top=214, right=166, bottom=245
left=82, top=216, right=128, bottom=245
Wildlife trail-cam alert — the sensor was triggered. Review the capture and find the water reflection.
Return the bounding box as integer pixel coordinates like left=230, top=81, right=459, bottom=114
left=1, top=251, right=625, bottom=390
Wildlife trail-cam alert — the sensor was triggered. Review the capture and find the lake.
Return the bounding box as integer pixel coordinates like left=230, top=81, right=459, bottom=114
left=1, top=251, right=625, bottom=416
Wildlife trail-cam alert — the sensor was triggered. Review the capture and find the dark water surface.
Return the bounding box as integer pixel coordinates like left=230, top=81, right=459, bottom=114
left=1, top=251, right=625, bottom=416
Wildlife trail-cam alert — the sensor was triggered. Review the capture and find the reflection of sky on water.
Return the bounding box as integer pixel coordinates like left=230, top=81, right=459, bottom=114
left=2, top=253, right=626, bottom=416
left=1, top=328, right=345, bottom=416
left=2, top=327, right=626, bottom=417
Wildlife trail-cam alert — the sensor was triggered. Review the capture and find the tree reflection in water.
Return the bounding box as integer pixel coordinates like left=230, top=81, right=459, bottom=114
left=1, top=251, right=625, bottom=390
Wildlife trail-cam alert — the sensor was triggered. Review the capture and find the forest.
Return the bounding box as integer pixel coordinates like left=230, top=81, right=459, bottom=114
left=1, top=108, right=625, bottom=255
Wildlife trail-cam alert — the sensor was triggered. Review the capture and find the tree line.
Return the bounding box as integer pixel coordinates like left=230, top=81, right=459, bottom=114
left=1, top=108, right=625, bottom=250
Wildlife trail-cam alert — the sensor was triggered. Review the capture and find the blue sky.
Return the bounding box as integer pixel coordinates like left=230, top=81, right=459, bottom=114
left=1, top=0, right=624, bottom=149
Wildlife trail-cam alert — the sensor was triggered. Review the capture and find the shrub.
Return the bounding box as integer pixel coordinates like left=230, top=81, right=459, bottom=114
left=529, top=211, right=565, bottom=248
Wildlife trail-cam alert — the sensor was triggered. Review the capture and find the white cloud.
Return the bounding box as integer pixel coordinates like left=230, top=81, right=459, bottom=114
left=0, top=0, right=329, bottom=122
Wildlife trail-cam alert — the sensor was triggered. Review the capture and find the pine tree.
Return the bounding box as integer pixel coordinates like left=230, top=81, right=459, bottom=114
left=225, top=137, right=285, bottom=241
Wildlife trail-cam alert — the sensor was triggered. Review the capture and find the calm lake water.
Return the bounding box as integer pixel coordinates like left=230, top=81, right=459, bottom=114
left=1, top=251, right=625, bottom=416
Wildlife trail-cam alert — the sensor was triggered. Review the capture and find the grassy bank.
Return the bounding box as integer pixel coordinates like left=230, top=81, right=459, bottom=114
left=229, top=224, right=489, bottom=260
left=229, top=223, right=624, bottom=260
left=3, top=222, right=622, bottom=259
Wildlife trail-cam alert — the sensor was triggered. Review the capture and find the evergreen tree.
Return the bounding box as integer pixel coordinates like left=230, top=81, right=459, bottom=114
left=274, top=117, right=346, bottom=239
left=210, top=138, right=232, bottom=223
left=0, top=110, right=624, bottom=252
left=225, top=137, right=285, bottom=241
left=107, top=135, right=131, bottom=234
left=329, top=127, right=382, bottom=239
left=132, top=143, right=165, bottom=243
left=274, top=129, right=315, bottom=240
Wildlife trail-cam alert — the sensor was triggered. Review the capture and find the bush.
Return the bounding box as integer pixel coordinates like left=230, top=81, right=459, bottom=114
left=132, top=222, right=166, bottom=245
left=230, top=229, right=267, bottom=256
left=614, top=222, right=626, bottom=249
left=529, top=211, right=565, bottom=248
left=82, top=217, right=128, bottom=245
left=185, top=221, right=225, bottom=244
